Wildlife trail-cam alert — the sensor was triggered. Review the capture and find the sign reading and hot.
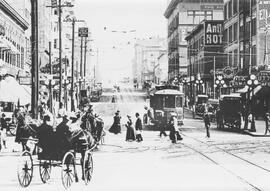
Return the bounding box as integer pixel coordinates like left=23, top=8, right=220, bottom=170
left=204, top=21, right=223, bottom=46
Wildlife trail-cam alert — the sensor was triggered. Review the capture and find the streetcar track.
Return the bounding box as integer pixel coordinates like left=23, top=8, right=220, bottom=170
left=176, top=133, right=270, bottom=191
left=177, top=141, right=262, bottom=191
left=181, top=133, right=270, bottom=173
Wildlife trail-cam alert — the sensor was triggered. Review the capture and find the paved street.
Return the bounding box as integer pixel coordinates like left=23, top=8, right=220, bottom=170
left=1, top=86, right=270, bottom=191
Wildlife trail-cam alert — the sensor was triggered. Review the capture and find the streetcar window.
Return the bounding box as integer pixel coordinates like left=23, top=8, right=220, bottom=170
left=176, top=96, right=183, bottom=108
left=165, top=95, right=175, bottom=108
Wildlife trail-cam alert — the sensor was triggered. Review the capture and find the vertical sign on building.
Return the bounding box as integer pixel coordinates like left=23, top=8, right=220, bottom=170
left=259, top=0, right=270, bottom=29
left=204, top=21, right=223, bottom=46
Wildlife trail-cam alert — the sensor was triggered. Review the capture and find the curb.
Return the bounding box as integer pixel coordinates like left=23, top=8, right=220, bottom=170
left=242, top=130, right=270, bottom=137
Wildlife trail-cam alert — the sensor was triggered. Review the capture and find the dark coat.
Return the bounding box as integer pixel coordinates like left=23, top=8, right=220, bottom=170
left=0, top=118, right=8, bottom=131
left=109, top=115, right=121, bottom=134
left=135, top=117, right=142, bottom=131
left=37, top=123, right=54, bottom=152
left=204, top=114, right=210, bottom=126
left=56, top=121, right=71, bottom=150
left=15, top=113, right=26, bottom=143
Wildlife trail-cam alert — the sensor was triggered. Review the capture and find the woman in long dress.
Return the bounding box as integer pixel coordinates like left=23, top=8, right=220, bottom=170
left=125, top=115, right=135, bottom=141
left=109, top=111, right=121, bottom=134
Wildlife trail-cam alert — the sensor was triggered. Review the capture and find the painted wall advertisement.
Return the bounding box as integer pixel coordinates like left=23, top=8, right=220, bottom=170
left=259, top=0, right=270, bottom=29
left=204, top=21, right=223, bottom=46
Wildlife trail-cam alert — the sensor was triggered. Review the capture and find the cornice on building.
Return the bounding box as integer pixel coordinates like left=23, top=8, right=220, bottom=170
left=164, top=0, right=180, bottom=19
left=0, top=0, right=29, bottom=30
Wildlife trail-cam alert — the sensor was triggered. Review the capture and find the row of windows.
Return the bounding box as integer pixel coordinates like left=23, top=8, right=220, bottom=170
left=224, top=0, right=238, bottom=20
left=0, top=48, right=24, bottom=69
left=224, top=22, right=238, bottom=44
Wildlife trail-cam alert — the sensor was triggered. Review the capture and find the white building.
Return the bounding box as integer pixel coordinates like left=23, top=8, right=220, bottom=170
left=0, top=0, right=29, bottom=77
left=133, top=37, right=167, bottom=87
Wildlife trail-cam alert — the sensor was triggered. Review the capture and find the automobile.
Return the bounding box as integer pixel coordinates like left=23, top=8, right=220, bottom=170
left=217, top=94, right=243, bottom=129
left=195, top=94, right=209, bottom=116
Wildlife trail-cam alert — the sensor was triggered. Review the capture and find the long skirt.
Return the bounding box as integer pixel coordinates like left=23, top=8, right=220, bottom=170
left=126, top=127, right=135, bottom=141
left=109, top=123, right=121, bottom=134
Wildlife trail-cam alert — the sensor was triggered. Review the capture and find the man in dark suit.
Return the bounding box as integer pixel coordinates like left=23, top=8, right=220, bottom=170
left=135, top=113, right=143, bottom=142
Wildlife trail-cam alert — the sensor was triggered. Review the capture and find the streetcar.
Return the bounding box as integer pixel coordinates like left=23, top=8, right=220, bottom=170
left=149, top=85, right=184, bottom=129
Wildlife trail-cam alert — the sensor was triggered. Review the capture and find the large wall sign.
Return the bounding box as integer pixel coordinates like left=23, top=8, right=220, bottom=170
left=204, top=21, right=223, bottom=46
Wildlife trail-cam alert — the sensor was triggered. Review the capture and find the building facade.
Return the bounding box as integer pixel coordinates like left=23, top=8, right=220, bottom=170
left=0, top=0, right=29, bottom=77
left=133, top=37, right=167, bottom=88
left=186, top=20, right=224, bottom=98
left=164, top=0, right=224, bottom=82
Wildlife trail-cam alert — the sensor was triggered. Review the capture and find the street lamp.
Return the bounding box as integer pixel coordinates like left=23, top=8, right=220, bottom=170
left=182, top=77, right=188, bottom=107
left=63, top=76, right=70, bottom=110
left=195, top=76, right=203, bottom=95
left=45, top=76, right=55, bottom=113
left=215, top=75, right=225, bottom=98
left=247, top=74, right=259, bottom=132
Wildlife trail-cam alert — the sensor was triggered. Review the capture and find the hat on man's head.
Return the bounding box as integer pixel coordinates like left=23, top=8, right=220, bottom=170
left=43, top=115, right=50, bottom=122
left=62, top=115, right=69, bottom=122
left=1, top=113, right=6, bottom=117
left=127, top=115, right=131, bottom=118
left=116, top=110, right=120, bottom=113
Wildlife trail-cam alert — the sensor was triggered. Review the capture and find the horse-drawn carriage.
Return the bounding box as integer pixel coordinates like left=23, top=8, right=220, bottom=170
left=17, top=127, right=95, bottom=189
left=16, top=112, right=106, bottom=189
left=216, top=94, right=243, bottom=129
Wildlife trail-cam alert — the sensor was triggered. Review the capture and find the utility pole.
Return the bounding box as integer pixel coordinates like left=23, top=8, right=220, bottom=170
left=213, top=56, right=216, bottom=99
left=30, top=0, right=39, bottom=119
left=46, top=0, right=73, bottom=105
left=63, top=18, right=85, bottom=111
left=49, top=41, right=52, bottom=113
left=84, top=36, right=88, bottom=88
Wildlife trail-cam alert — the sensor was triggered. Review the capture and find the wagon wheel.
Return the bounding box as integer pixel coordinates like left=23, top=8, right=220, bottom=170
left=17, top=151, right=33, bottom=187
left=9, top=123, right=17, bottom=136
left=61, top=151, right=76, bottom=189
left=39, top=160, right=51, bottom=183
left=83, top=151, right=93, bottom=185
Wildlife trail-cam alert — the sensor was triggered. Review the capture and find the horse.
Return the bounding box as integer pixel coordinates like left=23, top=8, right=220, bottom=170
left=70, top=129, right=96, bottom=180
left=15, top=123, right=39, bottom=152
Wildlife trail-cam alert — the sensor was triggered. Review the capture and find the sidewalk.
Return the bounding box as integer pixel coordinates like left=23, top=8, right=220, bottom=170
left=242, top=120, right=270, bottom=137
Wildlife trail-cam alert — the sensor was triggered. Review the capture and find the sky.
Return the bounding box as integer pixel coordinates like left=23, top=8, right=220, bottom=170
left=74, top=0, right=167, bottom=83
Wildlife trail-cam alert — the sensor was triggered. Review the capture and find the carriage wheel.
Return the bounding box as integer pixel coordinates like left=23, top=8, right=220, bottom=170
left=83, top=151, right=93, bottom=185
left=9, top=124, right=17, bottom=136
left=61, top=151, right=76, bottom=189
left=17, top=151, right=33, bottom=187
left=39, top=160, right=51, bottom=183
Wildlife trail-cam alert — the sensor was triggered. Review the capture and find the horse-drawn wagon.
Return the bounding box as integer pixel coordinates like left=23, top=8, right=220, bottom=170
left=17, top=127, right=96, bottom=189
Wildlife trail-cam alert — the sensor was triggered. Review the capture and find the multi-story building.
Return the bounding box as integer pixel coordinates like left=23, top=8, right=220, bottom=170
left=133, top=37, right=167, bottom=87
left=164, top=0, right=224, bottom=82
left=223, top=0, right=270, bottom=75
left=186, top=20, right=224, bottom=97
left=0, top=0, right=29, bottom=76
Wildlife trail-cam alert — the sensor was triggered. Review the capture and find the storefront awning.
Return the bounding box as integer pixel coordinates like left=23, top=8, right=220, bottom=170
left=0, top=76, right=30, bottom=105
left=236, top=86, right=249, bottom=93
